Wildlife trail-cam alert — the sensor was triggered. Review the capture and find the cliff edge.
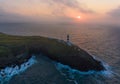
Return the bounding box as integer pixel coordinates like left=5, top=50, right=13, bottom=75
left=0, top=33, right=105, bottom=71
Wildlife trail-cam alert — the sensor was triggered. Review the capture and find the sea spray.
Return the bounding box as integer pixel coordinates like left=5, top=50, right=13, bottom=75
left=92, top=55, right=114, bottom=77
left=0, top=56, right=37, bottom=84
left=54, top=59, right=113, bottom=84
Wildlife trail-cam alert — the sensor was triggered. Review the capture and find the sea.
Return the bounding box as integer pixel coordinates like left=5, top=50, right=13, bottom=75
left=0, top=23, right=120, bottom=84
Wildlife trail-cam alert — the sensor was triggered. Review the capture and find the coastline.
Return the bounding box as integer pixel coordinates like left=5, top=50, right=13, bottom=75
left=9, top=55, right=75, bottom=84
left=0, top=32, right=105, bottom=72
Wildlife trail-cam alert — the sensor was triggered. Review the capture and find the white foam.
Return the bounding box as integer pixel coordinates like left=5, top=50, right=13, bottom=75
left=92, top=56, right=114, bottom=77
left=100, top=62, right=113, bottom=77
left=0, top=56, right=37, bottom=83
left=54, top=60, right=113, bottom=80
left=55, top=63, right=95, bottom=75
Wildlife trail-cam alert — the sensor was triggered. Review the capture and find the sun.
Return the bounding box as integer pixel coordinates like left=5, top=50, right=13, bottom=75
left=77, top=16, right=81, bottom=19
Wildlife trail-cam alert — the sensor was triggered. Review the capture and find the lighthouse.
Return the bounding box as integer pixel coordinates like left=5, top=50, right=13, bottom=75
left=67, top=34, right=70, bottom=42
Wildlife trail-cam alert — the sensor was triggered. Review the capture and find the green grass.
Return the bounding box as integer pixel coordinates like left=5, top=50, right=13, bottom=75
left=0, top=32, right=93, bottom=62
left=0, top=32, right=104, bottom=71
left=0, top=32, right=78, bottom=67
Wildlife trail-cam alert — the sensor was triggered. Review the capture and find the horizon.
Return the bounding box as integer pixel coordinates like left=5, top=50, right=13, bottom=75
left=0, top=0, right=120, bottom=26
left=0, top=1, right=120, bottom=84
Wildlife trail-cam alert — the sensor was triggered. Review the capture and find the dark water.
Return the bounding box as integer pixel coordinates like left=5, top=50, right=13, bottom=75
left=0, top=23, right=120, bottom=84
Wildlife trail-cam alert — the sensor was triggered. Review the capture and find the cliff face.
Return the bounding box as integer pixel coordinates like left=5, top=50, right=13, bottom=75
left=0, top=33, right=105, bottom=71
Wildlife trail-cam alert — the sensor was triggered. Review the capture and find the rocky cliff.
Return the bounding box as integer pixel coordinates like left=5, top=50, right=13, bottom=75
left=0, top=33, right=105, bottom=71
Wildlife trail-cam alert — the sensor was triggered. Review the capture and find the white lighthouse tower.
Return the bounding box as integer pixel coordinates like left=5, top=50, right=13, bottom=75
left=66, top=34, right=72, bottom=46
left=67, top=34, right=70, bottom=42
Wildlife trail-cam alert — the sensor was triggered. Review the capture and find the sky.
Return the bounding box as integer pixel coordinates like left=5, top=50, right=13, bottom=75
left=0, top=0, right=120, bottom=25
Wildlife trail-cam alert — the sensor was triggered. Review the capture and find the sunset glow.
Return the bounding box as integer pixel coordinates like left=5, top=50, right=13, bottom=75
left=0, top=0, right=120, bottom=84
left=77, top=16, right=81, bottom=19
left=0, top=0, right=120, bottom=24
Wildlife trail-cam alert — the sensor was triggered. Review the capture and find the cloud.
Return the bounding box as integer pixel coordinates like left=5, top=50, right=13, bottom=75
left=0, top=8, right=31, bottom=22
left=52, top=0, right=79, bottom=8
left=41, top=0, right=95, bottom=14
left=0, top=0, right=95, bottom=23
left=98, top=6, right=120, bottom=26
left=108, top=6, right=120, bottom=18
left=0, top=7, right=5, bottom=16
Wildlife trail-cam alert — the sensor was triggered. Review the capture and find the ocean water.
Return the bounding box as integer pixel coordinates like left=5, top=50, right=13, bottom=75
left=0, top=56, right=36, bottom=84
left=0, top=23, right=120, bottom=84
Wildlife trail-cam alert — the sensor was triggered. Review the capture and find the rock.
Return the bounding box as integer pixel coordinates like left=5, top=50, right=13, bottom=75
left=0, top=32, right=105, bottom=72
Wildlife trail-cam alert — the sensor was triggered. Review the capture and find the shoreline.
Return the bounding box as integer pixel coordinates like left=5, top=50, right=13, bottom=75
left=8, top=54, right=75, bottom=84
left=0, top=56, right=36, bottom=83
left=0, top=32, right=105, bottom=72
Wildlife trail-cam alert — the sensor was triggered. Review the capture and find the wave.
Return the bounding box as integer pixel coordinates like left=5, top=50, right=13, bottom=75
left=54, top=56, right=114, bottom=84
left=0, top=56, right=37, bottom=84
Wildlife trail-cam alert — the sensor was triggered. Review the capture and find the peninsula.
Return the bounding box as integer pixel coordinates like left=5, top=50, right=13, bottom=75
left=0, top=32, right=105, bottom=72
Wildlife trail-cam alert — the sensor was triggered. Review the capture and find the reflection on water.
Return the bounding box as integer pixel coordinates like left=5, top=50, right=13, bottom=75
left=0, top=23, right=120, bottom=84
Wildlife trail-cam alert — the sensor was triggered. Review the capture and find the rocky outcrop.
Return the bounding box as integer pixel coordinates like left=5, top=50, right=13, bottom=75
left=28, top=41, right=105, bottom=71
left=0, top=33, right=105, bottom=71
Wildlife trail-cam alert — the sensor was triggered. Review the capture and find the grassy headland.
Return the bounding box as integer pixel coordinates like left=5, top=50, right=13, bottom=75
left=0, top=32, right=105, bottom=71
